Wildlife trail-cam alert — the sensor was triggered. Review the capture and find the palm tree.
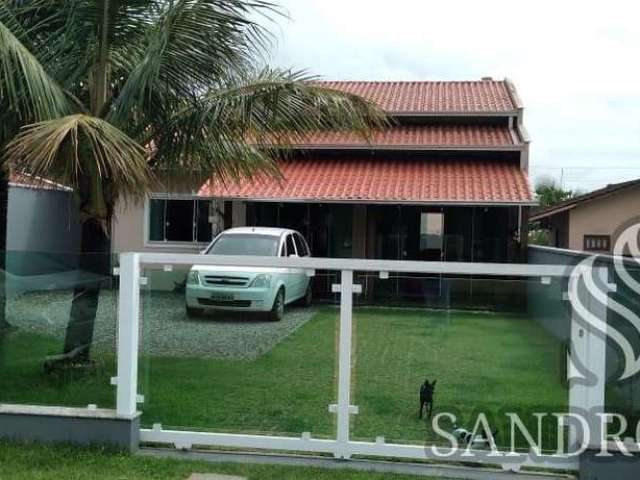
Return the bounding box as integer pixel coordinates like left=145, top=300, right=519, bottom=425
left=0, top=0, right=384, bottom=365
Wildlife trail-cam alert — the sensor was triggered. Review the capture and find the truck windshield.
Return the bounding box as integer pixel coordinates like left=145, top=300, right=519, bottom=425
left=206, top=234, right=279, bottom=256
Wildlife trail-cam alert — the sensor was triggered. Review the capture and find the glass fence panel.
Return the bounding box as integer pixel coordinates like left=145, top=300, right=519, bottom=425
left=605, top=262, right=640, bottom=440
left=138, top=263, right=338, bottom=439
left=0, top=251, right=117, bottom=409
left=351, top=274, right=571, bottom=453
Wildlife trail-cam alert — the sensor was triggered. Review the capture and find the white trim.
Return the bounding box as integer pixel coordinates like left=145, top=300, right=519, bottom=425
left=335, top=270, right=356, bottom=459
left=116, top=253, right=141, bottom=418
left=0, top=404, right=137, bottom=420
left=139, top=428, right=578, bottom=471
left=134, top=252, right=571, bottom=277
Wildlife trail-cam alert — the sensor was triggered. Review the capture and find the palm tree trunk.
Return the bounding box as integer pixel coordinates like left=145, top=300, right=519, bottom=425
left=0, top=166, right=8, bottom=332
left=53, top=0, right=113, bottom=365
left=60, top=219, right=111, bottom=362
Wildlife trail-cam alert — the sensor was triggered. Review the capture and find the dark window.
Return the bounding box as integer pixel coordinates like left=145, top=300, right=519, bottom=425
left=294, top=233, right=309, bottom=256
left=148, top=198, right=213, bottom=243
left=165, top=200, right=194, bottom=242
left=196, top=201, right=212, bottom=242
left=286, top=234, right=297, bottom=256
left=584, top=235, right=611, bottom=251
left=148, top=199, right=166, bottom=241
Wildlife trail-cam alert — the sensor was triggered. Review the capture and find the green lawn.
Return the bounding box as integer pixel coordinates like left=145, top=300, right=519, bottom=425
left=0, top=441, right=436, bottom=480
left=0, top=306, right=568, bottom=451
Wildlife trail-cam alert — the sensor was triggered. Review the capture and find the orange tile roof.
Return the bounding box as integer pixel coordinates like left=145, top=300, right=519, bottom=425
left=317, top=80, right=517, bottom=114
left=287, top=125, right=519, bottom=148
left=199, top=158, right=534, bottom=204
left=8, top=172, right=71, bottom=191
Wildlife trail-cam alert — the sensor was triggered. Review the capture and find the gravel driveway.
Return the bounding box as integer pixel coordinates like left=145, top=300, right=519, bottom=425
left=6, top=289, right=318, bottom=360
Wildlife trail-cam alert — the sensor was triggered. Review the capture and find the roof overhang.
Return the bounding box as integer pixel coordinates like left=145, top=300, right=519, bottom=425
left=198, top=157, right=535, bottom=206
left=530, top=203, right=576, bottom=222
left=196, top=195, right=537, bottom=207
left=529, top=179, right=640, bottom=222
left=284, top=144, right=525, bottom=152
left=388, top=110, right=519, bottom=118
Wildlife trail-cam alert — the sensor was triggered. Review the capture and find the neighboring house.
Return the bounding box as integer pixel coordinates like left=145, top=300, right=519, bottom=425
left=530, top=178, right=640, bottom=254
left=7, top=172, right=80, bottom=275
left=112, top=78, right=535, bottom=300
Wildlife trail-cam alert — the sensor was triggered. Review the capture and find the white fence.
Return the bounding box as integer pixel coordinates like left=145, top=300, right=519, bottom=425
left=114, top=253, right=612, bottom=472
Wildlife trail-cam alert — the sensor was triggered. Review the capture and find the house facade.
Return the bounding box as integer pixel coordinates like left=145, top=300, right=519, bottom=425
left=114, top=78, right=534, bottom=256
left=530, top=179, right=640, bottom=254
left=112, top=78, right=535, bottom=302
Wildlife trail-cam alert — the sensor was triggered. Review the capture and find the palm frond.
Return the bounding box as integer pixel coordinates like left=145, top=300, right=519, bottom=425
left=0, top=16, right=72, bottom=120
left=110, top=0, right=279, bottom=126
left=146, top=68, right=386, bottom=190
left=5, top=114, right=150, bottom=200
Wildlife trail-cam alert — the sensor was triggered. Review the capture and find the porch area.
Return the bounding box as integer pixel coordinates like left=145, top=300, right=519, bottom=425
left=239, top=201, right=529, bottom=307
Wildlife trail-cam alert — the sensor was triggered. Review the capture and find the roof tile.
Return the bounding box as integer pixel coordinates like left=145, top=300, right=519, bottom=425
left=317, top=80, right=517, bottom=113
left=199, top=158, right=534, bottom=204
left=288, top=125, right=518, bottom=148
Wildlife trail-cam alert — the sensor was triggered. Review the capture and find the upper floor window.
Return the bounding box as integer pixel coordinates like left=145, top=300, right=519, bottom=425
left=148, top=198, right=216, bottom=243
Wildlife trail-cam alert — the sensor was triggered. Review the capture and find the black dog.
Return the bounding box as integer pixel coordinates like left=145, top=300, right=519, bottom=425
left=419, top=379, right=437, bottom=419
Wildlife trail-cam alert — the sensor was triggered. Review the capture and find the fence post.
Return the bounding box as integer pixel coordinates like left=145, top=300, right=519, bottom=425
left=332, top=269, right=358, bottom=459
left=568, top=266, right=612, bottom=450
left=116, top=253, right=141, bottom=418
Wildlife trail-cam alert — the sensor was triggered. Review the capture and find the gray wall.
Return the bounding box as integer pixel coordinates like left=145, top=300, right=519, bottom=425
left=7, top=186, right=81, bottom=275
left=529, top=245, right=640, bottom=421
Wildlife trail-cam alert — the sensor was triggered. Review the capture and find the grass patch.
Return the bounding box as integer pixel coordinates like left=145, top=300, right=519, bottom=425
left=352, top=307, right=567, bottom=447
left=0, top=306, right=568, bottom=450
left=0, top=441, right=436, bottom=480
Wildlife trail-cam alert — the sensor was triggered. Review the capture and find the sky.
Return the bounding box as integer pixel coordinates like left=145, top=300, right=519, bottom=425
left=266, top=0, right=640, bottom=192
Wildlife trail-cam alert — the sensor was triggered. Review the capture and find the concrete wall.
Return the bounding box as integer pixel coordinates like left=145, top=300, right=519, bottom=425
left=529, top=245, right=640, bottom=419
left=7, top=186, right=80, bottom=275
left=567, top=184, right=640, bottom=252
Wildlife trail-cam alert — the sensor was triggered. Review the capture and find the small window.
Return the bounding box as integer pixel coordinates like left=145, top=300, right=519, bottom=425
left=286, top=234, right=297, bottom=256
left=148, top=198, right=213, bottom=243
left=294, top=233, right=309, bottom=257
left=584, top=235, right=611, bottom=252
left=419, top=212, right=444, bottom=251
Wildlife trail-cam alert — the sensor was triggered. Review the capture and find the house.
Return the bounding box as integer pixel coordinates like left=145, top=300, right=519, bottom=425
left=113, top=79, right=534, bottom=257
left=112, top=78, right=535, bottom=301
left=530, top=178, right=640, bottom=254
